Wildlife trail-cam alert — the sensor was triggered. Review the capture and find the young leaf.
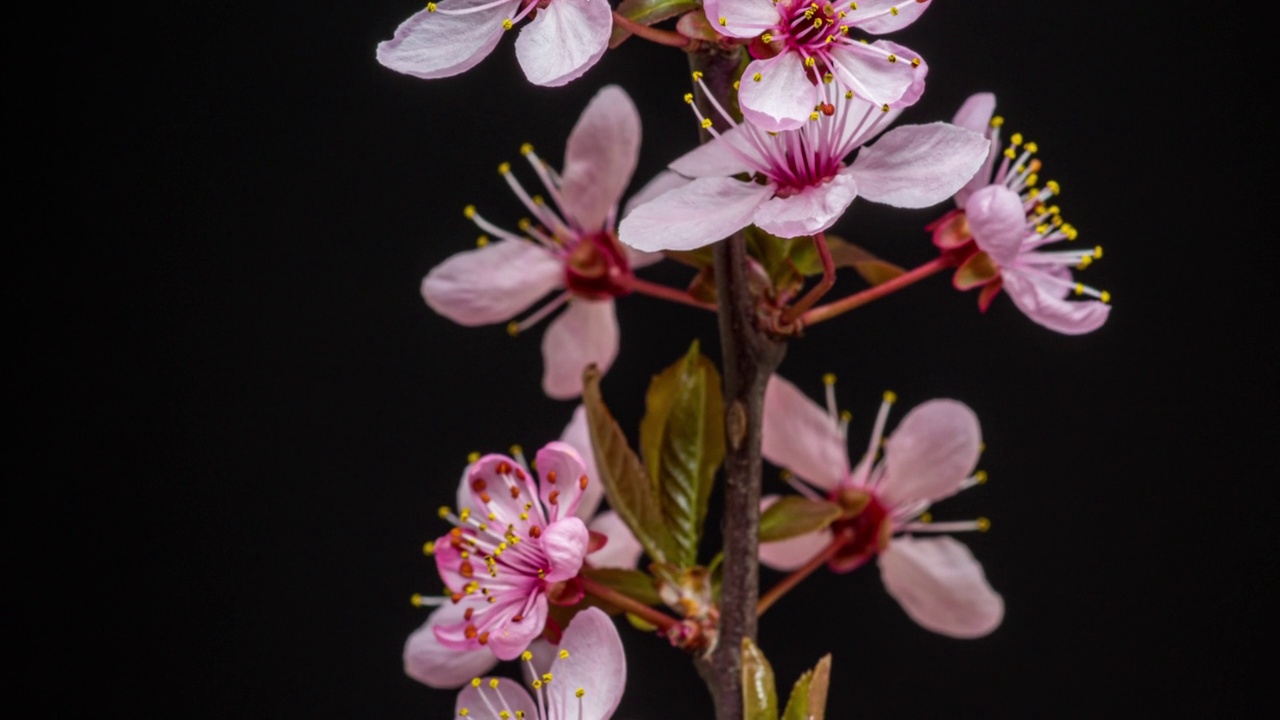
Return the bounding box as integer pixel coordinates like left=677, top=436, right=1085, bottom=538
left=581, top=567, right=661, bottom=607
left=608, top=0, right=701, bottom=48
left=759, top=497, right=843, bottom=542
left=781, top=654, right=832, bottom=720
left=742, top=638, right=779, bottom=720
left=825, top=234, right=907, bottom=286
left=638, top=341, right=725, bottom=567
left=583, top=365, right=678, bottom=564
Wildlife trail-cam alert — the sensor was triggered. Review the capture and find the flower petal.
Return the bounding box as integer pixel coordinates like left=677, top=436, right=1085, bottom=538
left=618, top=176, right=774, bottom=252
left=515, top=0, right=611, bottom=87
left=762, top=375, right=850, bottom=490
left=669, top=125, right=760, bottom=179
left=455, top=677, right=540, bottom=720
left=826, top=39, right=922, bottom=109
left=758, top=495, right=835, bottom=571
left=1002, top=269, right=1111, bottom=335
left=468, top=453, right=545, bottom=530
left=879, top=535, right=1004, bottom=638
left=848, top=122, right=989, bottom=209
left=560, top=405, right=604, bottom=519
left=964, top=185, right=1028, bottom=265
left=738, top=53, right=816, bottom=132
left=586, top=510, right=645, bottom=569
left=541, top=299, right=619, bottom=400
left=422, top=240, right=564, bottom=326
left=376, top=3, right=514, bottom=80
left=951, top=92, right=998, bottom=208
left=542, top=517, right=589, bottom=582
left=752, top=169, right=860, bottom=238
left=546, top=607, right=627, bottom=719
left=879, top=399, right=981, bottom=508
left=537, top=441, right=590, bottom=522
left=559, top=85, right=641, bottom=234
left=405, top=603, right=499, bottom=688
left=705, top=0, right=781, bottom=39
left=848, top=0, right=931, bottom=35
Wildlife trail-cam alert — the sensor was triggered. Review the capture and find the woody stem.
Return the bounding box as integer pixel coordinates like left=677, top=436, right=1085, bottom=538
left=580, top=576, right=681, bottom=632
left=802, top=256, right=952, bottom=327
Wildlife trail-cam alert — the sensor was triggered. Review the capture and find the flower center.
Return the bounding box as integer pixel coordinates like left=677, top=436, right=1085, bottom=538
left=827, top=487, right=891, bottom=572
left=562, top=231, right=633, bottom=299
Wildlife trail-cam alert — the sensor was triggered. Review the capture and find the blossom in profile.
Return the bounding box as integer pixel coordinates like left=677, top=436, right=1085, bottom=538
left=376, top=0, right=612, bottom=87
left=454, top=607, right=626, bottom=720
left=760, top=374, right=1004, bottom=638
left=929, top=93, right=1111, bottom=334
left=619, top=80, right=988, bottom=252
left=704, top=0, right=932, bottom=131
left=420, top=86, right=662, bottom=399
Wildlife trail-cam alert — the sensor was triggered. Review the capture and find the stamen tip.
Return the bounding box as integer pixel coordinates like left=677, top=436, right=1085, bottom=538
left=882, top=390, right=897, bottom=404
left=976, top=517, right=991, bottom=532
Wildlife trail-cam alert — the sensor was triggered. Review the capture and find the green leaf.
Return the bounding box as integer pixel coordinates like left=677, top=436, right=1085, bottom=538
left=825, top=235, right=907, bottom=286
left=581, top=567, right=661, bottom=607
left=741, top=638, right=779, bottom=720
left=781, top=669, right=811, bottom=720
left=609, top=0, right=700, bottom=47
left=759, top=497, right=843, bottom=543
left=664, top=245, right=716, bottom=269
left=781, top=653, right=832, bottom=720
left=583, top=365, right=678, bottom=564
left=638, top=341, right=725, bottom=567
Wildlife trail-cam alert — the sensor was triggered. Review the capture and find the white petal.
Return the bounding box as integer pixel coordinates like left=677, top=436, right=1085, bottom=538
left=964, top=185, right=1028, bottom=265
left=848, top=123, right=990, bottom=209
left=762, top=375, right=850, bottom=490
left=421, top=240, right=564, bottom=326
left=541, top=299, right=619, bottom=400
left=376, top=2, right=515, bottom=80
left=752, top=170, right=860, bottom=238
left=561, top=405, right=604, bottom=519
left=404, top=604, right=499, bottom=688
left=515, top=0, right=611, bottom=87
left=560, top=85, right=641, bottom=233
left=738, top=53, right=815, bottom=132
left=547, top=607, right=626, bottom=719
left=618, top=177, right=774, bottom=252
left=587, top=510, right=645, bottom=570
left=879, top=535, right=1004, bottom=638
left=879, top=399, right=981, bottom=508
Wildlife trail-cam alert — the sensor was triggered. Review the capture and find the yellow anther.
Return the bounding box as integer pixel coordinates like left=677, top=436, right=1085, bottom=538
left=497, top=161, right=510, bottom=174
left=500, top=712, right=510, bottom=719
left=426, top=2, right=437, bottom=11
left=532, top=680, right=543, bottom=690
left=1035, top=224, right=1049, bottom=235
left=542, top=673, right=554, bottom=682
left=576, top=689, right=586, bottom=698
left=974, top=470, right=989, bottom=485
left=845, top=90, right=854, bottom=99
left=761, top=33, right=773, bottom=43
left=1003, top=148, right=1016, bottom=159
left=1025, top=141, right=1039, bottom=154
left=1010, top=132, right=1023, bottom=146
left=559, top=649, right=570, bottom=659
left=880, top=103, right=891, bottom=112
left=733, top=80, right=740, bottom=90
left=519, top=142, right=534, bottom=155
left=1077, top=255, right=1093, bottom=269
left=691, top=71, right=704, bottom=81
left=918, top=512, right=932, bottom=523
left=839, top=410, right=852, bottom=423
left=472, top=678, right=482, bottom=688
left=1046, top=180, right=1061, bottom=194
left=886, top=54, right=897, bottom=63
left=1074, top=283, right=1085, bottom=296
left=489, top=678, right=500, bottom=689
left=990, top=115, right=1004, bottom=128
left=509, top=444, right=523, bottom=458
left=882, top=390, right=897, bottom=404
left=719, top=16, right=727, bottom=25
left=468, top=451, right=480, bottom=463
left=506, top=321, right=520, bottom=337
left=822, top=372, right=837, bottom=385
left=911, top=57, right=921, bottom=67
left=823, top=72, right=834, bottom=84
left=501, top=18, right=513, bottom=30
left=804, top=57, right=816, bottom=68
left=423, top=540, right=435, bottom=556
left=701, top=118, right=713, bottom=129
left=463, top=204, right=476, bottom=219
left=890, top=6, right=899, bottom=14
left=410, top=593, right=424, bottom=607
left=1025, top=173, right=1038, bottom=187
left=752, top=72, right=762, bottom=82
left=850, top=1, right=857, bottom=8
left=809, top=111, right=820, bottom=121
left=1094, top=245, right=1104, bottom=259
left=519, top=512, right=528, bottom=521
left=532, top=194, right=545, bottom=205
left=1051, top=215, right=1063, bottom=228
left=842, top=26, right=851, bottom=35
left=976, top=517, right=991, bottom=532
left=459, top=710, right=469, bottom=717
left=814, top=18, right=824, bottom=28
left=683, top=92, right=693, bottom=104
left=475, top=235, right=489, bottom=247
left=1063, top=223, right=1078, bottom=240
left=517, top=218, right=532, bottom=232
left=1100, top=290, right=1112, bottom=304
left=438, top=505, right=451, bottom=519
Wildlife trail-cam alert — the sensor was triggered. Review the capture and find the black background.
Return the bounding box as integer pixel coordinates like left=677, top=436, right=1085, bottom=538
left=28, top=0, right=1274, bottom=716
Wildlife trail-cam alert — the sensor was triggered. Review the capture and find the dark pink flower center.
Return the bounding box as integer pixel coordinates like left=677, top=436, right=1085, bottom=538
left=827, top=488, right=890, bottom=572
left=563, top=231, right=634, bottom=300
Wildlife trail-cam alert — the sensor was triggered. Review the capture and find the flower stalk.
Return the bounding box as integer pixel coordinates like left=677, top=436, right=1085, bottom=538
left=756, top=529, right=852, bottom=618
left=611, top=12, right=692, bottom=49
left=779, top=231, right=836, bottom=327
left=802, top=256, right=953, bottom=327
left=580, top=576, right=682, bottom=633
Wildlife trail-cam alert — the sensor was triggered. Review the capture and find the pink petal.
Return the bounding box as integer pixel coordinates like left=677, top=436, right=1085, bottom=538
left=669, top=126, right=760, bottom=179
left=515, top=0, right=611, bottom=87
left=624, top=170, right=690, bottom=215
left=964, top=185, right=1029, bottom=266
left=586, top=510, right=644, bottom=569
left=546, top=607, right=626, bottom=719
left=560, top=405, right=604, bottom=519
left=876, top=40, right=928, bottom=107
left=376, top=2, right=515, bottom=80
left=848, top=122, right=990, bottom=209
left=879, top=535, right=1004, bottom=638
left=758, top=495, right=836, bottom=571
left=761, top=375, right=850, bottom=490
left=848, top=0, right=931, bottom=35
left=952, top=92, right=996, bottom=135
left=542, top=517, right=589, bottom=582
left=704, top=0, right=781, bottom=39
left=467, top=454, right=545, bottom=531
left=455, top=677, right=540, bottom=720
left=826, top=40, right=922, bottom=109
left=752, top=170, right=860, bottom=238
left=738, top=53, right=816, bottom=132
left=537, top=441, right=590, bottom=522
left=485, top=593, right=550, bottom=660
left=541, top=299, right=619, bottom=400
left=560, top=85, right=641, bottom=234
left=878, top=399, right=981, bottom=508
left=1002, top=269, right=1111, bottom=335
left=618, top=176, right=774, bottom=252
left=421, top=240, right=564, bottom=326
left=404, top=603, right=500, bottom=689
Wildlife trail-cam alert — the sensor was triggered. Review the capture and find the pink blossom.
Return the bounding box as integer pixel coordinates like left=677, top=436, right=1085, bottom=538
left=454, top=607, right=626, bottom=720
left=760, top=374, right=1004, bottom=638
left=618, top=82, right=988, bottom=252
left=376, top=0, right=612, bottom=87
left=704, top=0, right=931, bottom=131
left=929, top=93, right=1111, bottom=334
left=420, top=86, right=662, bottom=399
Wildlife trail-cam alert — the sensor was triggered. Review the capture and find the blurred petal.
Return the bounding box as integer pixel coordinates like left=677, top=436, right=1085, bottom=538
left=759, top=495, right=835, bottom=571
left=404, top=604, right=499, bottom=688
left=376, top=3, right=514, bottom=80
left=669, top=126, right=760, bottom=179
left=752, top=170, right=859, bottom=238
left=587, top=510, right=644, bottom=569
left=421, top=240, right=563, bottom=326
left=618, top=177, right=773, bottom=252
left=560, top=405, right=604, bottom=519
left=1002, top=270, right=1111, bottom=335
left=560, top=85, right=641, bottom=233
left=879, top=399, right=981, bottom=508
left=515, top=0, right=611, bottom=87
left=547, top=607, right=627, bottom=719
left=541, top=299, right=619, bottom=400
left=848, top=123, right=989, bottom=209
left=952, top=93, right=999, bottom=207
left=762, top=375, right=850, bottom=490
left=879, top=535, right=1004, bottom=638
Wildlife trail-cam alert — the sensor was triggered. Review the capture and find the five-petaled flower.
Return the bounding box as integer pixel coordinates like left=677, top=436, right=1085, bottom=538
left=421, top=85, right=663, bottom=399
left=454, top=607, right=626, bottom=720
left=760, top=374, right=1004, bottom=638
left=377, top=0, right=612, bottom=87
left=619, top=79, right=988, bottom=252
left=704, top=0, right=932, bottom=131
left=929, top=93, right=1111, bottom=334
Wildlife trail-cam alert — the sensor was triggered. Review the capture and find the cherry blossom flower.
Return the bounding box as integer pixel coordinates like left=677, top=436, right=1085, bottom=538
left=929, top=93, right=1111, bottom=334
left=760, top=374, right=1004, bottom=638
left=420, top=86, right=662, bottom=399
left=618, top=79, right=988, bottom=252
left=704, top=0, right=932, bottom=131
left=405, top=413, right=641, bottom=687
left=376, top=0, right=612, bottom=87
left=454, top=607, right=626, bottom=720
